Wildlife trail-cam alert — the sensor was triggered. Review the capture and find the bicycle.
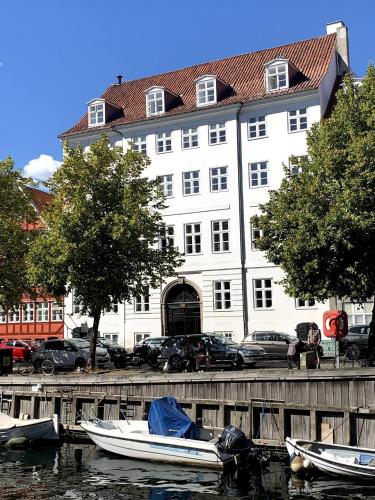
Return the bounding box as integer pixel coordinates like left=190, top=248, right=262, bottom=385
left=341, top=345, right=369, bottom=368
left=20, top=359, right=55, bottom=376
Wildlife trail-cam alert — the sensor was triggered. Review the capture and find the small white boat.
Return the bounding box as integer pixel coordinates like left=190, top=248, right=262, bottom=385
left=0, top=411, right=59, bottom=445
left=286, top=437, right=375, bottom=480
left=81, top=397, right=252, bottom=469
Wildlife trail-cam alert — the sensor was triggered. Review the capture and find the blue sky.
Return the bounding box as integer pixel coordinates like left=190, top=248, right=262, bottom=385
left=0, top=0, right=374, bottom=181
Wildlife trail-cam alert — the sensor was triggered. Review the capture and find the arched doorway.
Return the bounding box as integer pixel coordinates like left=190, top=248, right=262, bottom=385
left=164, top=282, right=201, bottom=336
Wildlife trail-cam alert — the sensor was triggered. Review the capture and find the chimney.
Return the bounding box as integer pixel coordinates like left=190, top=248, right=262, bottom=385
left=116, top=75, right=123, bottom=85
left=326, top=21, right=350, bottom=75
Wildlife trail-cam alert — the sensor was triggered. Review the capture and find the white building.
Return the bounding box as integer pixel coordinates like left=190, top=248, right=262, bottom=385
left=61, top=22, right=355, bottom=348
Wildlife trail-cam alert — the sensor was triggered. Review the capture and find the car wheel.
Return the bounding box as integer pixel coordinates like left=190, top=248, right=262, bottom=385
left=114, top=355, right=127, bottom=369
left=148, top=355, right=161, bottom=368
left=232, top=354, right=243, bottom=370
left=75, top=358, right=87, bottom=369
left=169, top=354, right=182, bottom=371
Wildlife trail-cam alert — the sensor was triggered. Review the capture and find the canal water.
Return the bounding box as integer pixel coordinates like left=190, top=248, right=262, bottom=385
left=0, top=443, right=374, bottom=499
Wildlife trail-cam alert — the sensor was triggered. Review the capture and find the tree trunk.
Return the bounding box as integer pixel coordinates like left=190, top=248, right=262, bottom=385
left=87, top=310, right=101, bottom=371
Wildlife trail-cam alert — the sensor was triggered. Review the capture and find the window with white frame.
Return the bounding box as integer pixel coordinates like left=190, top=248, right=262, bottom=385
left=288, top=108, right=307, bottom=132
left=342, top=301, right=373, bottom=325
left=251, top=226, right=263, bottom=250
left=104, top=303, right=119, bottom=314
left=210, top=166, right=228, bottom=192
left=52, top=302, right=63, bottom=321
left=182, top=128, right=199, bottom=149
left=249, top=161, right=268, bottom=187
left=196, top=78, right=216, bottom=106
left=289, top=155, right=306, bottom=175
left=266, top=63, right=288, bottom=91
left=295, top=298, right=316, bottom=309
left=253, top=279, right=272, bottom=309
left=159, top=225, right=174, bottom=252
left=134, top=332, right=151, bottom=344
left=184, top=223, right=201, bottom=254
left=156, top=132, right=172, bottom=153
left=132, top=136, right=147, bottom=154
left=0, top=307, right=6, bottom=323
left=72, top=292, right=82, bottom=314
left=8, top=305, right=20, bottom=323
left=37, top=302, right=49, bottom=322
left=104, top=333, right=119, bottom=343
left=146, top=89, right=164, bottom=116
left=22, top=303, right=34, bottom=322
left=183, top=170, right=200, bottom=195
left=209, top=123, right=226, bottom=145
left=135, top=290, right=150, bottom=312
left=213, top=281, right=231, bottom=310
left=248, top=116, right=267, bottom=139
left=88, top=102, right=105, bottom=127
left=215, top=331, right=233, bottom=340
left=157, top=174, right=173, bottom=198
left=212, top=220, right=230, bottom=253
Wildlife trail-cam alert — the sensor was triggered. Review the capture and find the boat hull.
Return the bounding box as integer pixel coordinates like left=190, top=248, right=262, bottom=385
left=0, top=419, right=56, bottom=445
left=81, top=420, right=234, bottom=469
left=286, top=437, right=375, bottom=480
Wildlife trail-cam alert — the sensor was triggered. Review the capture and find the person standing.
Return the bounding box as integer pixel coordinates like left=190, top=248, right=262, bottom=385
left=195, top=339, right=210, bottom=372
left=308, top=323, right=322, bottom=369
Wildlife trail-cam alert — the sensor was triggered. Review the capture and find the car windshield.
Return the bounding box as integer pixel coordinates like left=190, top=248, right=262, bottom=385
left=212, top=335, right=236, bottom=346
left=70, top=339, right=90, bottom=349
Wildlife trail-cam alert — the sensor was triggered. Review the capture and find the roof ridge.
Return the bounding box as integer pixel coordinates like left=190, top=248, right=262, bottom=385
left=107, top=33, right=336, bottom=89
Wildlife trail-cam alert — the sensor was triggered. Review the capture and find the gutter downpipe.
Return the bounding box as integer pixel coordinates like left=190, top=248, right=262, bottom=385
left=236, top=103, right=249, bottom=339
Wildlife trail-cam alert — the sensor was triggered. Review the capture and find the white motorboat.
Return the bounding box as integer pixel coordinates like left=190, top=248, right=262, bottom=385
left=0, top=411, right=59, bottom=445
left=81, top=397, right=253, bottom=469
left=286, top=437, right=375, bottom=480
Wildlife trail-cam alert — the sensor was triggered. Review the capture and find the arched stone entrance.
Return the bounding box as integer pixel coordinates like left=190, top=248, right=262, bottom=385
left=163, top=281, right=201, bottom=336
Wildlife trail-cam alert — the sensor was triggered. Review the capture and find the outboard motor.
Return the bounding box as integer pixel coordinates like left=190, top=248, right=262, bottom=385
left=219, top=425, right=268, bottom=468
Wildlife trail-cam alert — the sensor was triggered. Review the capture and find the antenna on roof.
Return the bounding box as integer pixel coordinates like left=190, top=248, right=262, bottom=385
left=116, top=75, right=123, bottom=85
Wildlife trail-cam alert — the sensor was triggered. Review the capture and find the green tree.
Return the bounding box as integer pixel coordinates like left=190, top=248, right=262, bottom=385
left=27, top=135, right=182, bottom=369
left=252, top=66, right=375, bottom=323
left=0, top=157, right=36, bottom=310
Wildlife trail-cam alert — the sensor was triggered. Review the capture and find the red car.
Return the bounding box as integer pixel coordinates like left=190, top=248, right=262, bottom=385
left=0, top=341, right=31, bottom=361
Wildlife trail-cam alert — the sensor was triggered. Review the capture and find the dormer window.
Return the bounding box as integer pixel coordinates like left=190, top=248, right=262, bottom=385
left=88, top=100, right=105, bottom=127
left=264, top=58, right=296, bottom=92
left=196, top=77, right=216, bottom=106
left=146, top=88, right=165, bottom=116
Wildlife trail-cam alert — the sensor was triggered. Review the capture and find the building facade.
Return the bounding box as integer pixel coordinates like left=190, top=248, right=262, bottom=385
left=61, top=22, right=351, bottom=348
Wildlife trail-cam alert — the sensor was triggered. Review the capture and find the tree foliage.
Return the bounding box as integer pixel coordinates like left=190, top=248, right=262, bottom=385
left=253, top=66, right=375, bottom=312
left=27, top=135, right=182, bottom=368
left=0, top=157, right=36, bottom=309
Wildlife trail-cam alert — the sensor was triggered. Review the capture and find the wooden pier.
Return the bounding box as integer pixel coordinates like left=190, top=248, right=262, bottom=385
left=0, top=367, right=374, bottom=448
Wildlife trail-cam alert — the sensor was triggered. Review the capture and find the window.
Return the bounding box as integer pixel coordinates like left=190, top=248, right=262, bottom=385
left=37, top=302, right=49, bottom=322
left=209, top=123, right=226, bottom=145
left=289, top=156, right=306, bottom=175
left=104, top=303, right=119, bottom=314
left=159, top=225, right=174, bottom=252
left=251, top=226, right=263, bottom=250
left=0, top=307, right=6, bottom=323
left=88, top=102, right=105, bottom=127
left=288, top=108, right=307, bottom=132
left=52, top=302, right=63, bottom=321
left=210, top=167, right=228, bottom=192
left=295, top=298, right=316, bottom=309
left=342, top=301, right=373, bottom=325
left=132, top=136, right=147, bottom=154
left=249, top=161, right=268, bottom=187
left=147, top=90, right=164, bottom=116
left=134, top=332, right=151, bottom=344
left=213, top=281, right=231, bottom=310
left=266, top=63, right=288, bottom=91
left=104, top=333, right=119, bottom=343
left=215, top=331, right=233, bottom=339
left=8, top=306, right=20, bottom=323
left=248, top=116, right=267, bottom=139
left=212, top=220, right=230, bottom=253
left=184, top=223, right=201, bottom=254
left=73, top=292, right=82, bottom=314
left=157, top=174, right=173, bottom=198
left=22, top=303, right=34, bottom=322
left=253, top=279, right=272, bottom=309
left=182, top=128, right=199, bottom=149
left=183, top=170, right=200, bottom=195
left=196, top=79, right=216, bottom=106
left=135, top=291, right=150, bottom=313
left=156, top=132, right=172, bottom=153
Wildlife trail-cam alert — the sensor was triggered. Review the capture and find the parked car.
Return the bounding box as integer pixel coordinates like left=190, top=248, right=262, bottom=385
left=241, top=331, right=311, bottom=359
left=0, top=340, right=31, bottom=361
left=32, top=339, right=110, bottom=370
left=96, top=337, right=127, bottom=360
left=158, top=333, right=264, bottom=371
left=338, top=324, right=370, bottom=358
left=135, top=337, right=168, bottom=350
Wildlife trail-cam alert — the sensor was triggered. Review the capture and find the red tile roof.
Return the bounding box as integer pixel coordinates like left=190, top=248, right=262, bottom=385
left=61, top=34, right=337, bottom=137
left=25, top=187, right=54, bottom=214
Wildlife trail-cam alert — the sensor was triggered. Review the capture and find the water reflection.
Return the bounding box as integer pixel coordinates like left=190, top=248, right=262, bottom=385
left=0, top=444, right=373, bottom=499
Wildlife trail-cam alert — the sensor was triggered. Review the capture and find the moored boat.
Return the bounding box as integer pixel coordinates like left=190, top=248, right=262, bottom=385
left=286, top=437, right=375, bottom=480
left=81, top=396, right=254, bottom=469
left=0, top=411, right=59, bottom=445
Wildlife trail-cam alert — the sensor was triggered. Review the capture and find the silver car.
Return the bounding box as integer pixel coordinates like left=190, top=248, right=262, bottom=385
left=241, top=331, right=299, bottom=359
left=33, top=339, right=110, bottom=370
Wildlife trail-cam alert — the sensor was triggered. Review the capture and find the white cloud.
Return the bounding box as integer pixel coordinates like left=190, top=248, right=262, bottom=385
left=23, top=154, right=61, bottom=181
